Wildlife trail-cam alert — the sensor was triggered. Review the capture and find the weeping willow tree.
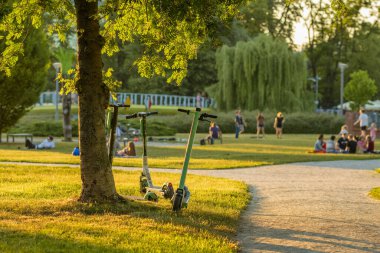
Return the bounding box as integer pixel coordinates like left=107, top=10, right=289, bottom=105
left=215, top=35, right=313, bottom=111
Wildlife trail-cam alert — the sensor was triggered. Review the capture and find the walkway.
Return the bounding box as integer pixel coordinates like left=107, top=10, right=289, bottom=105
left=189, top=160, right=380, bottom=253
left=1, top=160, right=380, bottom=252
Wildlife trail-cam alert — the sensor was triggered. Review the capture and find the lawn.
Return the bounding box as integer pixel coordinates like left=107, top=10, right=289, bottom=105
left=0, top=134, right=378, bottom=169
left=369, top=168, right=380, bottom=200
left=0, top=164, right=249, bottom=252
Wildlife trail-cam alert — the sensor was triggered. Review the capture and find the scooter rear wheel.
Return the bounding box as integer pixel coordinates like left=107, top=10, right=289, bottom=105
left=139, top=175, right=148, bottom=193
left=162, top=183, right=174, bottom=199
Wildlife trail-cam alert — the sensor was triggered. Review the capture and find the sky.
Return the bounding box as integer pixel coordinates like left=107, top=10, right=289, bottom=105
left=293, top=5, right=379, bottom=46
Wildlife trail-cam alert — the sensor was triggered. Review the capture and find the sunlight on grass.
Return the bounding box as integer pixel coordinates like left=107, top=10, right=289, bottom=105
left=370, top=169, right=380, bottom=200
left=0, top=150, right=269, bottom=169
left=369, top=187, right=380, bottom=200
left=0, top=164, right=249, bottom=252
left=0, top=135, right=378, bottom=170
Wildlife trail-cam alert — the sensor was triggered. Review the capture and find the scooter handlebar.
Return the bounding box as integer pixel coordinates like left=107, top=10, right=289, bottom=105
left=109, top=104, right=130, bottom=108
left=146, top=111, right=158, bottom=116
left=136, top=111, right=158, bottom=117
left=125, top=112, right=158, bottom=119
left=178, top=109, right=190, bottom=114
left=203, top=113, right=217, bottom=119
left=125, top=113, right=138, bottom=119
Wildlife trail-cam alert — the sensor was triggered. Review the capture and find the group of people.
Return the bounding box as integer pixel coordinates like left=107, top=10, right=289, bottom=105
left=314, top=109, right=378, bottom=154
left=234, top=110, right=285, bottom=139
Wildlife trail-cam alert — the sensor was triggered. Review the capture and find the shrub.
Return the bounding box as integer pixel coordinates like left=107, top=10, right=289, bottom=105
left=153, top=110, right=345, bottom=134
left=10, top=110, right=344, bottom=137
left=10, top=121, right=79, bottom=137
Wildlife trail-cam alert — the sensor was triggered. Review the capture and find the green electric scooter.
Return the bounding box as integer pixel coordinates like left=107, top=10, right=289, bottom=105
left=172, top=108, right=217, bottom=211
left=126, top=112, right=174, bottom=201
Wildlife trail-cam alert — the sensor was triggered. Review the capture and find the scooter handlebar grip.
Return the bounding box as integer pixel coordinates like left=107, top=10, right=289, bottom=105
left=125, top=113, right=137, bottom=119
left=178, top=109, right=190, bottom=114
left=204, top=113, right=217, bottom=119
left=147, top=111, right=158, bottom=116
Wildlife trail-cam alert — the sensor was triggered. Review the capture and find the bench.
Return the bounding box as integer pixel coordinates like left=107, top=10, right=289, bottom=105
left=7, top=133, right=33, bottom=143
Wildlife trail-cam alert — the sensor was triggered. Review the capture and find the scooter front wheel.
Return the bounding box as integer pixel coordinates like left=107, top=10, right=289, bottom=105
left=172, top=193, right=183, bottom=211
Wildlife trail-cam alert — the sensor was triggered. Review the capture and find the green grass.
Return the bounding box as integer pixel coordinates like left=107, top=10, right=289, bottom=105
left=369, top=168, right=380, bottom=200
left=0, top=164, right=249, bottom=252
left=0, top=134, right=378, bottom=169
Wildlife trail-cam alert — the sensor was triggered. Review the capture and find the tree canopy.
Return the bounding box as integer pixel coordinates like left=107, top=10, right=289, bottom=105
left=0, top=0, right=242, bottom=202
left=344, top=70, right=377, bottom=110
left=0, top=28, right=49, bottom=142
left=214, top=34, right=312, bottom=112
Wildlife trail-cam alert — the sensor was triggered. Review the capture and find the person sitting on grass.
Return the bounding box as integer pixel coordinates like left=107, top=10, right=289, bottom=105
left=364, top=135, right=375, bottom=154
left=337, top=132, right=348, bottom=153
left=339, top=124, right=349, bottom=135
left=25, top=136, right=55, bottom=149
left=356, top=136, right=366, bottom=153
left=207, top=121, right=222, bottom=144
left=314, top=134, right=326, bottom=153
left=326, top=135, right=338, bottom=153
left=72, top=146, right=80, bottom=156
left=116, top=141, right=137, bottom=157
left=345, top=134, right=357, bottom=154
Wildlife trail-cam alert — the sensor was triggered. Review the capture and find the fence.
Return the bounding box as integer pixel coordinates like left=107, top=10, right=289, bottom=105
left=38, top=92, right=214, bottom=108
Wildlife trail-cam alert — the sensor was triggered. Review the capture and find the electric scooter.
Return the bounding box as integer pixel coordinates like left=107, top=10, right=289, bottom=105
left=126, top=112, right=174, bottom=201
left=172, top=108, right=217, bottom=211
left=106, top=98, right=131, bottom=164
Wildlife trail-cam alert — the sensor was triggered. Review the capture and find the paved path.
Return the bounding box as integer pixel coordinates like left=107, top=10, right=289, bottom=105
left=1, top=160, right=380, bottom=252
left=188, top=160, right=380, bottom=253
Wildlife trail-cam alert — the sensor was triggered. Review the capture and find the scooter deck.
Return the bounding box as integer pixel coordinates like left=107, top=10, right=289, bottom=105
left=146, top=186, right=164, bottom=192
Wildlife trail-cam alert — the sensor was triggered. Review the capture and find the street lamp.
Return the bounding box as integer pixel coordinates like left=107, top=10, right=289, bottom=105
left=308, top=75, right=321, bottom=108
left=338, top=62, right=348, bottom=115
left=52, top=62, right=62, bottom=121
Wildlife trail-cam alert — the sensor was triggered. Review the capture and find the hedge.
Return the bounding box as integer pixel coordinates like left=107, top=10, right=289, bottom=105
left=151, top=111, right=345, bottom=134
left=10, top=120, right=176, bottom=137
left=10, top=111, right=344, bottom=137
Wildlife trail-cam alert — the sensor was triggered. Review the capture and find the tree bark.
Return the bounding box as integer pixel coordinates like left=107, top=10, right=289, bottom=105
left=75, top=0, right=122, bottom=202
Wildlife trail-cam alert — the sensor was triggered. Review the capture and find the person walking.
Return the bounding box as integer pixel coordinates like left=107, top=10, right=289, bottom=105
left=256, top=112, right=265, bottom=139
left=369, top=122, right=377, bottom=142
left=196, top=92, right=201, bottom=108
left=235, top=110, right=245, bottom=139
left=354, top=109, right=368, bottom=136
left=144, top=96, right=152, bottom=111
left=273, top=112, right=285, bottom=139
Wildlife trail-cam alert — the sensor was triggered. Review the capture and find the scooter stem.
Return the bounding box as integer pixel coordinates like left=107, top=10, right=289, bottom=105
left=141, top=115, right=154, bottom=188
left=179, top=108, right=201, bottom=189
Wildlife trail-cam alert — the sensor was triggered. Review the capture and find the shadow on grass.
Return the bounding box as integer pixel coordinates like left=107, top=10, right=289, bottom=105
left=0, top=196, right=240, bottom=239
left=0, top=228, right=125, bottom=252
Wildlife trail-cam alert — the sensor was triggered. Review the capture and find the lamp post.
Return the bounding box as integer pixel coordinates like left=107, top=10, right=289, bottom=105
left=308, top=75, right=321, bottom=108
left=52, top=62, right=62, bottom=121
left=338, top=62, right=348, bottom=115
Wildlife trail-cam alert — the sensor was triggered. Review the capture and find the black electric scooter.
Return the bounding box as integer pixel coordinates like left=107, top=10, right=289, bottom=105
left=126, top=112, right=174, bottom=201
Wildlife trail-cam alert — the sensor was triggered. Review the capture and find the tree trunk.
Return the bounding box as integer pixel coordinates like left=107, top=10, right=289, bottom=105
left=62, top=93, right=72, bottom=142
left=75, top=0, right=122, bottom=202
